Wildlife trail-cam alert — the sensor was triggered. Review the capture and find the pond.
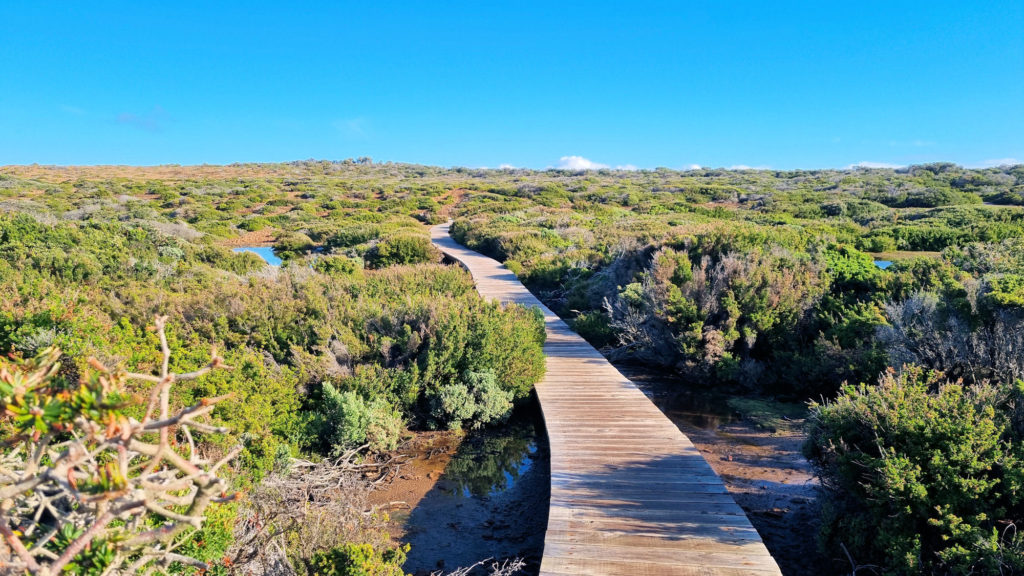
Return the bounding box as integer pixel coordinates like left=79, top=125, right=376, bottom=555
left=232, top=246, right=282, bottom=266
left=373, top=401, right=549, bottom=575
left=874, top=260, right=893, bottom=270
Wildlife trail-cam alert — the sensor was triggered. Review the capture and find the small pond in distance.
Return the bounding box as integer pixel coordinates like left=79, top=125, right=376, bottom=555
left=232, top=246, right=282, bottom=266
left=874, top=260, right=893, bottom=270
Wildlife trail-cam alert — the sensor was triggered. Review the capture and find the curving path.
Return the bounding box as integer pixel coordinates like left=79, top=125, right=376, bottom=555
left=431, top=224, right=782, bottom=576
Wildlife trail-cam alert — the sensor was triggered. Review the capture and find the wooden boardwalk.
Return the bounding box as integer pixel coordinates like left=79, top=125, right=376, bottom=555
left=431, top=224, right=782, bottom=576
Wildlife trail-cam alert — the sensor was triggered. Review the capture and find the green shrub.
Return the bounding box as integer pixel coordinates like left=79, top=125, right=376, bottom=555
left=420, top=300, right=545, bottom=402
left=313, top=383, right=403, bottom=452
left=572, top=310, right=615, bottom=348
left=429, top=383, right=475, bottom=430
left=275, top=231, right=316, bottom=259
left=315, top=255, right=364, bottom=277
left=239, top=217, right=272, bottom=231
left=428, top=370, right=514, bottom=430
left=805, top=366, right=1024, bottom=575
left=307, top=543, right=409, bottom=576
left=326, top=225, right=380, bottom=249
left=987, top=274, right=1024, bottom=308
left=365, top=234, right=438, bottom=268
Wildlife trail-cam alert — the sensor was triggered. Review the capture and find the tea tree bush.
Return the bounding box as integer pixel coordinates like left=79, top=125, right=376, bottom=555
left=312, top=383, right=403, bottom=453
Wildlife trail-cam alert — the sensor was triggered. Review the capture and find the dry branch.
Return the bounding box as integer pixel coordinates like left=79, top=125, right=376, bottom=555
left=0, top=316, right=237, bottom=575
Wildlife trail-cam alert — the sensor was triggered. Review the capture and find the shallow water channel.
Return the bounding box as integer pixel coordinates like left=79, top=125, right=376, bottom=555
left=373, top=401, right=549, bottom=575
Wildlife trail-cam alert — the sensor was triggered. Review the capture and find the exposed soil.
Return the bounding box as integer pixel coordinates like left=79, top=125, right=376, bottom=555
left=618, top=365, right=825, bottom=576
left=370, top=407, right=548, bottom=575
left=220, top=228, right=278, bottom=248
left=434, top=189, right=469, bottom=220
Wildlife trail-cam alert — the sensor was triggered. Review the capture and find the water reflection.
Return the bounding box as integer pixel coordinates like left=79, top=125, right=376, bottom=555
left=439, top=418, right=538, bottom=498
left=400, top=402, right=549, bottom=575
left=616, top=364, right=735, bottom=430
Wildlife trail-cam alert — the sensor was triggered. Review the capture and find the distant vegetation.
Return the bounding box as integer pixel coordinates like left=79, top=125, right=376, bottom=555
left=0, top=162, right=545, bottom=574
left=1, top=159, right=1023, bottom=574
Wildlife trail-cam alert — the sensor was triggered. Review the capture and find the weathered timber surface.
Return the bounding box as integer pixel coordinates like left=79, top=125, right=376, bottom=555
left=431, top=223, right=782, bottom=576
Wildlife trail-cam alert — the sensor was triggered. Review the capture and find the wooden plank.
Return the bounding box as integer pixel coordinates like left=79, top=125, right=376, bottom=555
left=431, top=224, right=782, bottom=576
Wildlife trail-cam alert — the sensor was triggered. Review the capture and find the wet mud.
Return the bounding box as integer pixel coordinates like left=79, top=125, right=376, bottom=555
left=371, top=403, right=548, bottom=575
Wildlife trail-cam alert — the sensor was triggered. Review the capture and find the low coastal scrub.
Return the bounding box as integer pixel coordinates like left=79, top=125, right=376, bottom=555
left=3, top=160, right=1024, bottom=573
left=807, top=367, right=1024, bottom=575
left=0, top=164, right=547, bottom=574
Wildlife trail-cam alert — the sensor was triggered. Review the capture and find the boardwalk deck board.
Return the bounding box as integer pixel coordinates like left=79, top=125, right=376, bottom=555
left=431, top=224, right=782, bottom=576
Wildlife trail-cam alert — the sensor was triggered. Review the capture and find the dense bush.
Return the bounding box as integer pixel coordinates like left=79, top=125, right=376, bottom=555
left=428, top=370, right=514, bottom=430
left=365, top=234, right=439, bottom=268
left=806, top=367, right=1024, bottom=574
left=311, top=383, right=403, bottom=452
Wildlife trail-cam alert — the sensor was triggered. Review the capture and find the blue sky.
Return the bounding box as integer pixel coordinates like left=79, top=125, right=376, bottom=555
left=1, top=1, right=1021, bottom=169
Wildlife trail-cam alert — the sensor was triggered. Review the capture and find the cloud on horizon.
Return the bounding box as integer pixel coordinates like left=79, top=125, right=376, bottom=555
left=555, top=156, right=640, bottom=170
left=557, top=155, right=608, bottom=170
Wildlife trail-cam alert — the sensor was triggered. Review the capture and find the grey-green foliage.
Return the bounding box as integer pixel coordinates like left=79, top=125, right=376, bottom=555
left=430, top=383, right=475, bottom=430
left=317, top=382, right=402, bottom=452
left=429, top=370, right=514, bottom=430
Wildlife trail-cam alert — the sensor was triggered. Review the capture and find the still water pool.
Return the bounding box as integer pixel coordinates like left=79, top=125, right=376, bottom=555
left=396, top=404, right=549, bottom=575
left=232, top=246, right=282, bottom=266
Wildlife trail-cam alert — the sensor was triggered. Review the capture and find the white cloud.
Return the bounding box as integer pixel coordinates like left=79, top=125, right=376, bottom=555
left=847, top=161, right=905, bottom=169
left=615, top=164, right=638, bottom=171
left=972, top=158, right=1022, bottom=168
left=557, top=155, right=608, bottom=170
left=498, top=163, right=516, bottom=169
left=685, top=164, right=702, bottom=170
left=728, top=164, right=771, bottom=170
